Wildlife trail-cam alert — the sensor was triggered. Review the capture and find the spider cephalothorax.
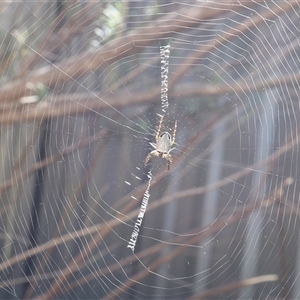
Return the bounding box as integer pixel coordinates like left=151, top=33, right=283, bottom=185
left=144, top=115, right=177, bottom=170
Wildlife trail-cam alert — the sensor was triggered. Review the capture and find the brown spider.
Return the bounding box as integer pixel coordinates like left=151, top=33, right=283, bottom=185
left=144, top=115, right=177, bottom=170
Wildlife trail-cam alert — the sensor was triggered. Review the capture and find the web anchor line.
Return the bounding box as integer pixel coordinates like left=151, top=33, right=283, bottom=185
left=160, top=44, right=170, bottom=113
left=127, top=170, right=152, bottom=252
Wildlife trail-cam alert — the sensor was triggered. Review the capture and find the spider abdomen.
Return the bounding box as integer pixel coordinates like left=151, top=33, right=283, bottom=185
left=156, top=132, right=171, bottom=153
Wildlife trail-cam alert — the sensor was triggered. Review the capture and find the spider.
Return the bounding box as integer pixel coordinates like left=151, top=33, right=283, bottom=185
left=144, top=115, right=177, bottom=170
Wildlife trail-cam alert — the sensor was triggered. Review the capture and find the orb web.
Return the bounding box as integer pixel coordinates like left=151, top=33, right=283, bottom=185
left=0, top=1, right=299, bottom=299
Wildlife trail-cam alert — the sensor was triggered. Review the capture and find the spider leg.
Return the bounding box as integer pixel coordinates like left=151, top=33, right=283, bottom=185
left=171, top=120, right=177, bottom=145
left=144, top=151, right=159, bottom=165
left=144, top=153, right=152, bottom=165
left=167, top=155, right=172, bottom=170
left=162, top=153, right=172, bottom=171
left=155, top=114, right=164, bottom=142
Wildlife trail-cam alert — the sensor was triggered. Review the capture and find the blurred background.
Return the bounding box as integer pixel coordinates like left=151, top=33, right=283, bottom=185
left=0, top=1, right=300, bottom=299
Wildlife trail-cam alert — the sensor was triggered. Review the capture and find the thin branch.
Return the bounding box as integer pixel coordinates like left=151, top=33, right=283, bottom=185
left=0, top=1, right=236, bottom=104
